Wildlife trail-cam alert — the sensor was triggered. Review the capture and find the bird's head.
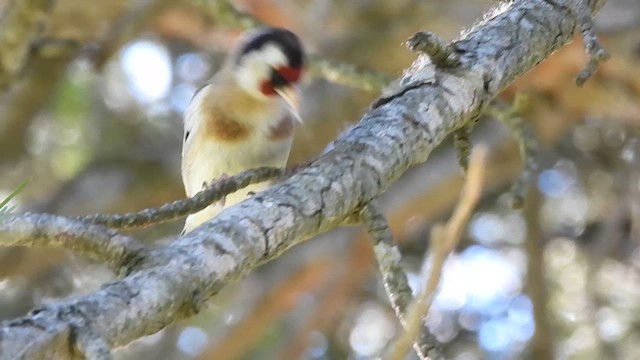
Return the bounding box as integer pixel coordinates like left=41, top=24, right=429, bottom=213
left=229, top=27, right=305, bottom=120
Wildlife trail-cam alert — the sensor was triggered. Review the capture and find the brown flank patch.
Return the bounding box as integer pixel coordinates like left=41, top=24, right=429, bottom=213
left=205, top=111, right=250, bottom=142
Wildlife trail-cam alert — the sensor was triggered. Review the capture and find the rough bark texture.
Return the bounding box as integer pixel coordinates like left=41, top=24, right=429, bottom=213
left=0, top=0, right=607, bottom=358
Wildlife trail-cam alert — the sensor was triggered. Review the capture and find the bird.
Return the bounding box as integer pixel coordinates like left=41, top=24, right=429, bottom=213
left=181, top=27, right=305, bottom=234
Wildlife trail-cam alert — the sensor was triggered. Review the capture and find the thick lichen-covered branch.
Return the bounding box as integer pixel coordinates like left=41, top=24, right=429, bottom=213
left=0, top=0, right=608, bottom=358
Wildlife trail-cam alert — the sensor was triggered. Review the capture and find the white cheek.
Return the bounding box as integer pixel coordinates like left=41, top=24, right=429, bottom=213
left=260, top=44, right=288, bottom=68
left=235, top=44, right=288, bottom=96
left=235, top=60, right=268, bottom=97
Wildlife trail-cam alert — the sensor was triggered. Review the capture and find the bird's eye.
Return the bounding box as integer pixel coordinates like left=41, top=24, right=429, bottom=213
left=270, top=68, right=289, bottom=88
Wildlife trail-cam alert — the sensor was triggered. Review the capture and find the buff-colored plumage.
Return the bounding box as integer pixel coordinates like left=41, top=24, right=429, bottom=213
left=181, top=62, right=295, bottom=234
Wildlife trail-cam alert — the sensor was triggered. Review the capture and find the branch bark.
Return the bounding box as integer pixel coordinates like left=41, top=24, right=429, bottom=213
left=0, top=0, right=608, bottom=358
left=0, top=213, right=146, bottom=274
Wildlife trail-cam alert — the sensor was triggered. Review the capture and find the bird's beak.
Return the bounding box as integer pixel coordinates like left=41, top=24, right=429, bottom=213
left=275, top=87, right=302, bottom=123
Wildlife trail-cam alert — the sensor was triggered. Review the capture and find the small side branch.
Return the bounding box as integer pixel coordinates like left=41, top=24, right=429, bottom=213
left=573, top=0, right=610, bottom=85
left=360, top=201, right=444, bottom=360
left=489, top=94, right=539, bottom=208
left=190, top=0, right=391, bottom=92
left=389, top=146, right=488, bottom=360
left=0, top=213, right=146, bottom=274
left=308, top=55, right=392, bottom=93
left=78, top=167, right=287, bottom=230
left=406, top=31, right=462, bottom=68
left=453, top=124, right=474, bottom=173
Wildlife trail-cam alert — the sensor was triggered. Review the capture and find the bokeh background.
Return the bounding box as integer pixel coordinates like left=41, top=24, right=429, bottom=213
left=1, top=0, right=640, bottom=359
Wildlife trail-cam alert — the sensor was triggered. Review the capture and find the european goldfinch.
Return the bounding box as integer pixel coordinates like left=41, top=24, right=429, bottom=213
left=181, top=27, right=305, bottom=234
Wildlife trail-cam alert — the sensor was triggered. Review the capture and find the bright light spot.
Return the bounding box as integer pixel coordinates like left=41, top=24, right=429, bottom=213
left=349, top=303, right=395, bottom=357
left=176, top=53, right=211, bottom=82
left=506, top=296, right=535, bottom=342
left=170, top=83, right=198, bottom=113
left=458, top=309, right=483, bottom=331
left=478, top=320, right=511, bottom=352
left=426, top=311, right=459, bottom=343
left=0, top=280, right=10, bottom=292
left=434, top=246, right=522, bottom=312
left=405, top=271, right=422, bottom=295
left=470, top=213, right=505, bottom=246
left=471, top=213, right=526, bottom=246
left=541, top=194, right=589, bottom=235
left=596, top=307, right=628, bottom=342
left=622, top=139, right=640, bottom=163
left=121, top=40, right=172, bottom=103
left=478, top=310, right=533, bottom=353
left=177, top=327, right=209, bottom=356
left=538, top=169, right=575, bottom=197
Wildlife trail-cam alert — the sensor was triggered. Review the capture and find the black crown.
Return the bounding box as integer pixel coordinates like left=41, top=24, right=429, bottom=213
left=238, top=27, right=305, bottom=68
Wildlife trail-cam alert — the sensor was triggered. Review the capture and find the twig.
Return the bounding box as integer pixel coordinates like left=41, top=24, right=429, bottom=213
left=77, top=167, right=287, bottom=229
left=388, top=146, right=488, bottom=360
left=361, top=201, right=444, bottom=360
left=308, top=55, right=392, bottom=92
left=0, top=213, right=146, bottom=274
left=523, top=190, right=554, bottom=359
left=405, top=31, right=461, bottom=68
left=189, top=0, right=391, bottom=92
left=573, top=0, right=610, bottom=85
left=488, top=94, right=539, bottom=208
left=453, top=124, right=474, bottom=173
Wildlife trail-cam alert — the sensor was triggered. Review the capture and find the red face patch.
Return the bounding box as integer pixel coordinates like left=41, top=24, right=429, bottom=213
left=260, top=81, right=277, bottom=96
left=259, top=66, right=303, bottom=97
left=276, top=66, right=302, bottom=83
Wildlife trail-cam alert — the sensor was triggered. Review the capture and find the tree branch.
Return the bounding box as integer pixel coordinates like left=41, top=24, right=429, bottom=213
left=0, top=213, right=146, bottom=274
left=77, top=167, right=287, bottom=229
left=0, top=0, right=609, bottom=358
left=361, top=202, right=443, bottom=360
left=388, top=146, right=487, bottom=360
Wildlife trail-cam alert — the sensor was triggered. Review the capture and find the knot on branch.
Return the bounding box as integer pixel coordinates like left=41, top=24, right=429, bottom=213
left=406, top=31, right=462, bottom=68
